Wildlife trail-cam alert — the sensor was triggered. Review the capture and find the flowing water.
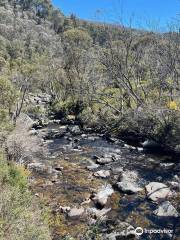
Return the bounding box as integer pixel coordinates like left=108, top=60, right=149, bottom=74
left=30, top=123, right=180, bottom=240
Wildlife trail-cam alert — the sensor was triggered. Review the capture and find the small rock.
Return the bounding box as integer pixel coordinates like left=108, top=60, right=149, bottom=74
left=68, top=207, right=85, bottom=218
left=96, top=156, right=113, bottom=165
left=156, top=176, right=163, bottom=181
left=142, top=140, right=161, bottom=149
left=81, top=134, right=87, bottom=138
left=29, top=129, right=38, bottom=135
left=87, top=207, right=111, bottom=219
left=124, top=144, right=136, bottom=150
left=27, top=162, right=46, bottom=172
left=84, top=127, right=93, bottom=132
left=173, top=175, right=179, bottom=182
left=160, top=163, right=175, bottom=169
left=147, top=158, right=156, bottom=162
left=92, top=184, right=114, bottom=207
left=43, top=180, right=53, bottom=187
left=53, top=120, right=61, bottom=124
left=87, top=162, right=99, bottom=170
left=67, top=115, right=76, bottom=120
left=94, top=170, right=111, bottom=178
left=145, top=182, right=173, bottom=201
left=154, top=201, right=178, bottom=217
left=87, top=136, right=97, bottom=141
left=88, top=218, right=97, bottom=225
left=105, top=222, right=136, bottom=239
left=69, top=125, right=81, bottom=135
left=137, top=147, right=144, bottom=152
left=118, top=222, right=136, bottom=238
left=59, top=206, right=71, bottom=213
left=59, top=125, right=67, bottom=130
left=111, top=167, right=123, bottom=175
left=81, top=198, right=91, bottom=205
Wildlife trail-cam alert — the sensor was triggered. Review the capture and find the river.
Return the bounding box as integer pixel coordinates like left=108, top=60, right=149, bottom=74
left=29, top=121, right=180, bottom=240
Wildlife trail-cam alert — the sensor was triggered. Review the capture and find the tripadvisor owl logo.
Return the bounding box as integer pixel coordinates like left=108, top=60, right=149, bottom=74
left=135, top=227, right=144, bottom=236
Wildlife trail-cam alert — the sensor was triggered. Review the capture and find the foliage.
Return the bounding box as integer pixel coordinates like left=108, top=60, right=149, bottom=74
left=168, top=101, right=178, bottom=110
left=0, top=77, right=17, bottom=111
left=0, top=151, right=51, bottom=240
left=0, top=0, right=179, bottom=150
left=52, top=97, right=85, bottom=118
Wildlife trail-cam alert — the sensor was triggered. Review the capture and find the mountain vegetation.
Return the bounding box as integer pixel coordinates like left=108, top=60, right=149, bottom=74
left=0, top=0, right=179, bottom=239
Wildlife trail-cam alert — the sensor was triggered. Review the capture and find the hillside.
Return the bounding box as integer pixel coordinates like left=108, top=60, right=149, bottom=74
left=0, top=1, right=179, bottom=240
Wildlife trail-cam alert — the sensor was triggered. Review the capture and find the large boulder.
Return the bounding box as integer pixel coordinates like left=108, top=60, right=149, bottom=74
left=145, top=182, right=173, bottom=201
left=154, top=201, right=178, bottom=217
left=117, top=171, right=143, bottom=194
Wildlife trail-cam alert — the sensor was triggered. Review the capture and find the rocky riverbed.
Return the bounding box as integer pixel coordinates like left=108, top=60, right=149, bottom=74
left=26, top=119, right=180, bottom=240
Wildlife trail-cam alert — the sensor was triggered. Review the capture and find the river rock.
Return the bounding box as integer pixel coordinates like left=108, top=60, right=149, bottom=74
left=169, top=181, right=180, bottom=189
left=29, top=129, right=38, bottom=136
left=117, top=171, right=143, bottom=194
left=94, top=170, right=111, bottom=178
left=87, top=207, right=111, bottom=219
left=145, top=182, right=173, bottom=201
left=117, top=182, right=143, bottom=194
left=96, top=155, right=113, bottom=165
left=59, top=206, right=71, bottom=213
left=87, top=163, right=99, bottom=170
left=53, top=119, right=61, bottom=124
left=68, top=207, right=85, bottom=218
left=59, top=125, right=68, bottom=131
left=111, top=167, right=123, bottom=175
left=124, top=144, right=136, bottom=151
left=160, top=163, right=175, bottom=169
left=27, top=162, right=47, bottom=172
left=69, top=125, right=81, bottom=135
left=88, top=136, right=99, bottom=141
left=105, top=222, right=136, bottom=240
left=142, top=140, right=162, bottom=151
left=92, top=184, right=114, bottom=207
left=81, top=134, right=87, bottom=138
left=154, top=201, right=178, bottom=217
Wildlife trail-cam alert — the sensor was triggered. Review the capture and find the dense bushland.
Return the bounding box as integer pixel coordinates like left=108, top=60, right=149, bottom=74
left=1, top=0, right=179, bottom=150
left=0, top=1, right=179, bottom=239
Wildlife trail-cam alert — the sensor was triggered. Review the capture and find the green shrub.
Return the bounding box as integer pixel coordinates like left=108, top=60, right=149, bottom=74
left=25, top=105, right=46, bottom=118
left=0, top=152, right=51, bottom=240
left=52, top=97, right=85, bottom=118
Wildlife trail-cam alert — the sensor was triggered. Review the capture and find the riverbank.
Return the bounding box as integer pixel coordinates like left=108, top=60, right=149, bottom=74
left=12, top=111, right=179, bottom=240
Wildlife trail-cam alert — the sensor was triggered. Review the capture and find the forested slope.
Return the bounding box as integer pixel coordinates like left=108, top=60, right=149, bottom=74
left=0, top=0, right=179, bottom=152
left=0, top=1, right=179, bottom=238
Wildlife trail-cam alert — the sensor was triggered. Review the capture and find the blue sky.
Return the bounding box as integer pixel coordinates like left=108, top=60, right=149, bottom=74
left=52, top=0, right=179, bottom=31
